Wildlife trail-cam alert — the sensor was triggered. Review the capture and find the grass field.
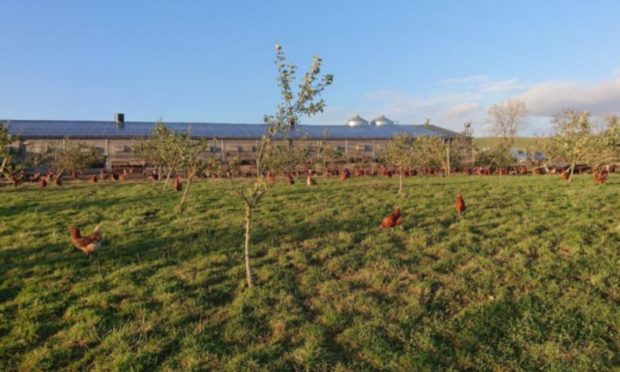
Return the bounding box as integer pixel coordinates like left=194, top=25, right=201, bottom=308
left=1, top=175, right=619, bottom=370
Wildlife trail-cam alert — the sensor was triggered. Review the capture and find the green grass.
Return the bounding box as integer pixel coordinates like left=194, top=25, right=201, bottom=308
left=1, top=175, right=619, bottom=370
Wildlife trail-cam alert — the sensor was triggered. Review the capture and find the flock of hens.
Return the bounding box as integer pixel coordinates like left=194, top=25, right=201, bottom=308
left=65, top=167, right=473, bottom=256
left=64, top=163, right=613, bottom=256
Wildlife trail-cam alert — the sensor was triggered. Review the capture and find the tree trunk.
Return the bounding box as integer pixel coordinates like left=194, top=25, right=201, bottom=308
left=178, top=177, right=192, bottom=210
left=568, top=158, right=576, bottom=184
left=0, top=157, right=8, bottom=175
left=398, top=165, right=403, bottom=194
left=163, top=170, right=172, bottom=190
left=446, top=145, right=451, bottom=176
left=243, top=203, right=254, bottom=288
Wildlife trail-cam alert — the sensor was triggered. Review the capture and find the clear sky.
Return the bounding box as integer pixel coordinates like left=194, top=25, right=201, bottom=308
left=1, top=0, right=619, bottom=134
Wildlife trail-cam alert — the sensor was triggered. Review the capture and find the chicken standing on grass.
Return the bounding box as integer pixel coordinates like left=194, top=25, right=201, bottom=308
left=379, top=207, right=403, bottom=229
left=594, top=171, right=607, bottom=185
left=69, top=225, right=102, bottom=256
left=456, top=193, right=466, bottom=216
left=306, top=174, right=317, bottom=186
left=173, top=176, right=182, bottom=192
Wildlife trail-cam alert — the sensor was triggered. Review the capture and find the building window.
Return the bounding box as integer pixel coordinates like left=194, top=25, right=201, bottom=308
left=237, top=146, right=245, bottom=153
left=355, top=144, right=372, bottom=152
left=209, top=146, right=222, bottom=153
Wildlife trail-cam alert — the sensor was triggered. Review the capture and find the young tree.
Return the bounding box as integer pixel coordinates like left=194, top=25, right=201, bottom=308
left=135, top=121, right=182, bottom=189
left=45, top=138, right=105, bottom=178
left=580, top=114, right=620, bottom=173
left=238, top=44, right=333, bottom=288
left=0, top=123, right=46, bottom=186
left=176, top=134, right=220, bottom=210
left=263, top=139, right=313, bottom=177
left=545, top=109, right=595, bottom=183
left=451, top=122, right=474, bottom=169
left=413, top=136, right=453, bottom=175
left=315, top=140, right=344, bottom=174
left=0, top=122, right=12, bottom=177
left=381, top=134, right=415, bottom=194
left=603, top=115, right=620, bottom=163
left=265, top=44, right=334, bottom=133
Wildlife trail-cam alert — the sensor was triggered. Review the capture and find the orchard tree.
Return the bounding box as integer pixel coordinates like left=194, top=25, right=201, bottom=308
left=263, top=139, right=313, bottom=177
left=580, top=114, right=620, bottom=173
left=135, top=121, right=183, bottom=189
left=0, top=123, right=45, bottom=186
left=45, top=138, right=104, bottom=178
left=545, top=109, right=595, bottom=183
left=264, top=44, right=333, bottom=135
left=0, top=122, right=12, bottom=176
left=316, top=140, right=344, bottom=174
left=176, top=134, right=220, bottom=210
left=603, top=115, right=620, bottom=163
left=238, top=44, right=333, bottom=288
left=451, top=122, right=474, bottom=169
left=414, top=136, right=453, bottom=175
left=382, top=133, right=415, bottom=194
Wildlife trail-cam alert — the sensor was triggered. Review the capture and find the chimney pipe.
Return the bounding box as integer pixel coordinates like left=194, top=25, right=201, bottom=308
left=115, top=113, right=125, bottom=128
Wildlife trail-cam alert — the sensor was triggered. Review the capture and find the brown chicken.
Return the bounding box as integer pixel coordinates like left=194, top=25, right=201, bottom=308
left=456, top=193, right=466, bottom=216
left=55, top=176, right=63, bottom=187
left=594, top=171, right=607, bottom=185
left=306, top=174, right=317, bottom=186
left=111, top=172, right=119, bottom=182
left=173, top=176, right=182, bottom=192
left=69, top=225, right=102, bottom=256
left=339, top=168, right=350, bottom=181
left=287, top=174, right=295, bottom=185
left=266, top=172, right=276, bottom=184
left=379, top=207, right=403, bottom=229
left=91, top=175, right=98, bottom=183
left=381, top=168, right=393, bottom=178
left=39, top=177, right=47, bottom=188
left=561, top=169, right=570, bottom=181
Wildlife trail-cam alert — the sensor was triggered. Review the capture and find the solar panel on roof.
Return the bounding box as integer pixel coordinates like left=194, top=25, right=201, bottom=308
left=6, top=120, right=458, bottom=140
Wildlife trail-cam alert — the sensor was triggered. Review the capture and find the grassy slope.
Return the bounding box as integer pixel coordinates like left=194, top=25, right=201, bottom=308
left=0, top=175, right=619, bottom=370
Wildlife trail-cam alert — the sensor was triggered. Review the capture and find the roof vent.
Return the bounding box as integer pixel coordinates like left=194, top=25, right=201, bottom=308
left=371, top=115, right=395, bottom=126
left=346, top=115, right=369, bottom=127
left=115, top=113, right=125, bottom=128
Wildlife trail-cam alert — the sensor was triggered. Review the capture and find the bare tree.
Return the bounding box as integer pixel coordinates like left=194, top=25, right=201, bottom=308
left=488, top=99, right=527, bottom=147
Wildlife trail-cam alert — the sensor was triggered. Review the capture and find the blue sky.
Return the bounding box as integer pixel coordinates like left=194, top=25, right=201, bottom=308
left=1, top=0, right=619, bottom=135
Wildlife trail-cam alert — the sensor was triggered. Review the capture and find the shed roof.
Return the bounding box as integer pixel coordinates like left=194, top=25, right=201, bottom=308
left=5, top=120, right=459, bottom=140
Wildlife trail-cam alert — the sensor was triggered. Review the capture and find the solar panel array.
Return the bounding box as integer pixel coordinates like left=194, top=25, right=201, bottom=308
left=6, top=120, right=458, bottom=140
